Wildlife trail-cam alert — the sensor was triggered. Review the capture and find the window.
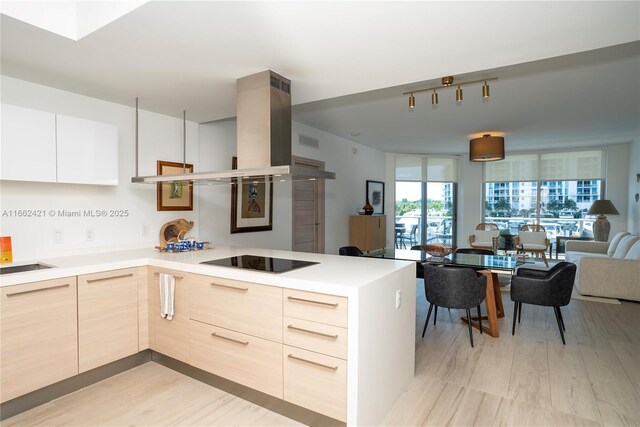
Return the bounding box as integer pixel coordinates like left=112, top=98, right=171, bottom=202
left=395, top=156, right=458, bottom=247
left=483, top=150, right=605, bottom=241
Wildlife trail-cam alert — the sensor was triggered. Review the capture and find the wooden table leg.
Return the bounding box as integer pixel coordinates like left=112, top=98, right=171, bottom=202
left=461, top=270, right=500, bottom=337
left=491, top=272, right=505, bottom=318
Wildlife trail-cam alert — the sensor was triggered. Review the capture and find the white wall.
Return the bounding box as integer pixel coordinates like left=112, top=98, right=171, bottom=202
left=605, top=143, right=630, bottom=238
left=0, top=76, right=200, bottom=260
left=197, top=120, right=386, bottom=254
left=628, top=138, right=640, bottom=234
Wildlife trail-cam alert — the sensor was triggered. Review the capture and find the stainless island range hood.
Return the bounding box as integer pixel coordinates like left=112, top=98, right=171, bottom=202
left=132, top=70, right=335, bottom=184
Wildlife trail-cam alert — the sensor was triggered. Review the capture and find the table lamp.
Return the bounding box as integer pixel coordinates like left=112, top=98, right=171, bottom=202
left=587, top=200, right=619, bottom=242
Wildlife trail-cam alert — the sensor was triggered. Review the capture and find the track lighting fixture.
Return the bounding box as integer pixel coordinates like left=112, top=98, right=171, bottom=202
left=403, top=76, right=497, bottom=110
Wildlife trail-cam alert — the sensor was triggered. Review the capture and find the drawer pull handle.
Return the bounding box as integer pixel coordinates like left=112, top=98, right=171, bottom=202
left=211, top=332, right=249, bottom=346
left=210, top=283, right=248, bottom=292
left=288, top=354, right=338, bottom=371
left=287, top=296, right=338, bottom=308
left=6, top=283, right=70, bottom=297
left=86, top=273, right=134, bottom=283
left=287, top=325, right=338, bottom=339
left=153, top=272, right=183, bottom=280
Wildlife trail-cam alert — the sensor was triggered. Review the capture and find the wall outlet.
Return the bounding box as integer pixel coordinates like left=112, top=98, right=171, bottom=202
left=85, top=228, right=95, bottom=242
left=395, top=289, right=402, bottom=309
left=141, top=225, right=149, bottom=238
left=53, top=230, right=63, bottom=244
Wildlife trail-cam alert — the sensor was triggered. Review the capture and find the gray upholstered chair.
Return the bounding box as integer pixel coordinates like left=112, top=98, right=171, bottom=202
left=410, top=245, right=425, bottom=279
left=338, top=246, right=363, bottom=256
left=510, top=262, right=576, bottom=345
left=423, top=264, right=487, bottom=347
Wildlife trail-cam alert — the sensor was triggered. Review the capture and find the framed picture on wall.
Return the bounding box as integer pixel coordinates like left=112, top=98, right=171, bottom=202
left=157, top=160, right=193, bottom=211
left=366, top=180, right=385, bottom=214
left=231, top=157, right=273, bottom=233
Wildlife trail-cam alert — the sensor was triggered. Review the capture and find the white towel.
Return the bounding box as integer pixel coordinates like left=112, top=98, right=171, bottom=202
left=159, top=273, right=175, bottom=320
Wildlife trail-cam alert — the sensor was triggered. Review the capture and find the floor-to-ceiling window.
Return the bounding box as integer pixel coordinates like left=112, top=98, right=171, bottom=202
left=395, top=156, right=458, bottom=248
left=483, top=150, right=605, bottom=250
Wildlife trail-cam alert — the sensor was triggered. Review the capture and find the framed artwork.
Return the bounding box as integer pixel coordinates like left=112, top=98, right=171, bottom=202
left=366, top=180, right=385, bottom=214
left=157, top=161, right=193, bottom=211
left=231, top=157, right=273, bottom=233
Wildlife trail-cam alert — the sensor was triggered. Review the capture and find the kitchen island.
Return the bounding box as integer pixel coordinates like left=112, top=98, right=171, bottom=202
left=0, top=246, right=416, bottom=426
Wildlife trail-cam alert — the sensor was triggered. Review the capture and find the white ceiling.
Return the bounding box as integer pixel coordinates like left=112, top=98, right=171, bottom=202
left=1, top=1, right=639, bottom=154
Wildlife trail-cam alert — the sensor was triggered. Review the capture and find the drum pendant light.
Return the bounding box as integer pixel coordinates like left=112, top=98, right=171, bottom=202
left=469, top=134, right=505, bottom=162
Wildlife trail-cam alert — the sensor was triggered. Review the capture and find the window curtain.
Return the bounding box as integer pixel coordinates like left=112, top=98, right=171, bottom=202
left=484, top=150, right=604, bottom=182
left=395, top=155, right=458, bottom=182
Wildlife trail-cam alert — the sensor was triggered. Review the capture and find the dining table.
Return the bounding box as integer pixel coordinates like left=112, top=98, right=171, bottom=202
left=366, top=248, right=528, bottom=337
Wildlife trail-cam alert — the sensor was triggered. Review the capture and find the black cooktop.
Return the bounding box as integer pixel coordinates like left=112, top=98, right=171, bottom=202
left=201, top=255, right=319, bottom=274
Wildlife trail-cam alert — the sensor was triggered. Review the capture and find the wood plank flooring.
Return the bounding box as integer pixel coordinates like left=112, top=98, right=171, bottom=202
left=4, top=279, right=640, bottom=426
left=384, top=280, right=640, bottom=426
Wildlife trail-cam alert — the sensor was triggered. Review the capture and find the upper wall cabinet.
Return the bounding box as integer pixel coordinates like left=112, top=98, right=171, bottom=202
left=0, top=104, right=118, bottom=186
left=56, top=114, right=118, bottom=185
left=1, top=104, right=57, bottom=183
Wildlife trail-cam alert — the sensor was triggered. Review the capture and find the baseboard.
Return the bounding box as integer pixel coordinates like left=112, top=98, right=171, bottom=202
left=0, top=350, right=152, bottom=421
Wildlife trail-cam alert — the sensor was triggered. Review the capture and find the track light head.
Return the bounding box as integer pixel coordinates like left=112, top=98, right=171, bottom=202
left=456, top=85, right=463, bottom=102
left=482, top=81, right=490, bottom=98
left=431, top=90, right=438, bottom=105
left=409, top=93, right=415, bottom=110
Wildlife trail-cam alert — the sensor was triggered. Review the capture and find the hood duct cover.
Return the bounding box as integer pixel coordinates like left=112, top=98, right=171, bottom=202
left=132, top=70, right=335, bottom=184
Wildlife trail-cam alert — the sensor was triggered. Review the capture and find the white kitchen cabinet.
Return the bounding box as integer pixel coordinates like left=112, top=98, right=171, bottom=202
left=0, top=104, right=57, bottom=183
left=78, top=268, right=139, bottom=372
left=56, top=114, right=118, bottom=185
left=0, top=277, right=78, bottom=403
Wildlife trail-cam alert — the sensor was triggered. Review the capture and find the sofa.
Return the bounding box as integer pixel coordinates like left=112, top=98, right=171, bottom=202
left=565, top=232, right=640, bottom=301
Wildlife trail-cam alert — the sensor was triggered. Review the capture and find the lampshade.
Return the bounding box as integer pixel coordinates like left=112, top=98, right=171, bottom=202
left=587, top=200, right=619, bottom=215
left=469, top=134, right=505, bottom=162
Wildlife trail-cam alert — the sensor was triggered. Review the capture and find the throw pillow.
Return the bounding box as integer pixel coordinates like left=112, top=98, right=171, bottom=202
left=613, top=235, right=640, bottom=259
left=624, top=240, right=640, bottom=260
left=518, top=231, right=547, bottom=246
left=474, top=230, right=499, bottom=243
left=607, top=231, right=631, bottom=257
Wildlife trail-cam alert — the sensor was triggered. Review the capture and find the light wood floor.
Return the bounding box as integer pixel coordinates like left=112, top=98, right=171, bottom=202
left=382, top=280, right=640, bottom=426
left=4, top=281, right=639, bottom=427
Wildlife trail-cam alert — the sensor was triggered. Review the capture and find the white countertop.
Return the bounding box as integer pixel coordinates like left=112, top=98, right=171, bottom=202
left=0, top=246, right=414, bottom=296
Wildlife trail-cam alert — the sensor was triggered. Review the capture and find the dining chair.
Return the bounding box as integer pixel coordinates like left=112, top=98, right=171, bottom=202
left=402, top=224, right=419, bottom=247
left=423, top=264, right=487, bottom=347
left=410, top=245, right=425, bottom=279
left=510, top=262, right=576, bottom=345
left=338, top=246, right=363, bottom=256
left=515, top=224, right=550, bottom=266
left=468, top=223, right=500, bottom=251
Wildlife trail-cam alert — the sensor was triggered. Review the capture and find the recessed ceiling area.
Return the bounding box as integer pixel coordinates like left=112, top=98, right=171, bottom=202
left=1, top=1, right=639, bottom=155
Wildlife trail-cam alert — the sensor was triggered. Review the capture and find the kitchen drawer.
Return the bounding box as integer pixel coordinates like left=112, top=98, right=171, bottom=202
left=283, top=289, right=348, bottom=328
left=190, top=320, right=283, bottom=399
left=284, top=345, right=347, bottom=422
left=189, top=276, right=282, bottom=342
left=283, top=316, right=347, bottom=360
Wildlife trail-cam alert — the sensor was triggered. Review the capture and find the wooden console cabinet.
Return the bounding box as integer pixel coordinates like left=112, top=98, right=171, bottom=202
left=350, top=214, right=386, bottom=251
